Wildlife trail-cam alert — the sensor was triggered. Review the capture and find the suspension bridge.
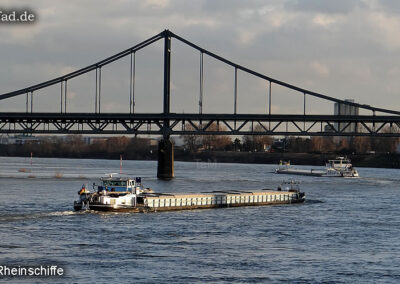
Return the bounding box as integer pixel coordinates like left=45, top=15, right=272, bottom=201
left=0, top=30, right=399, bottom=178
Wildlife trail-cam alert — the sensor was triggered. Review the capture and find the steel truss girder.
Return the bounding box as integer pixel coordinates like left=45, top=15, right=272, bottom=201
left=0, top=113, right=399, bottom=137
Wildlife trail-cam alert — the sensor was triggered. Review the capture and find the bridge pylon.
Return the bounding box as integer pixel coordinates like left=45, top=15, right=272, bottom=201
left=157, top=30, right=174, bottom=180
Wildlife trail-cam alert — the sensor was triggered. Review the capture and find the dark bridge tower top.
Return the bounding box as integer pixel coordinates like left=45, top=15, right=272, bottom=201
left=162, top=29, right=172, bottom=139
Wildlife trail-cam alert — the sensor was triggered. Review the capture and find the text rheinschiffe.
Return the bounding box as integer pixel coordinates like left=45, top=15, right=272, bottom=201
left=0, top=265, right=64, bottom=277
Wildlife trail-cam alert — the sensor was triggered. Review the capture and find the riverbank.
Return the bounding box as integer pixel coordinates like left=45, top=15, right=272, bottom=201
left=0, top=144, right=399, bottom=168
left=174, top=151, right=400, bottom=169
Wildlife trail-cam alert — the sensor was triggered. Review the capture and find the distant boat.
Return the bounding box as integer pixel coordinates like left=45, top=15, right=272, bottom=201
left=325, top=157, right=359, bottom=178
left=275, top=157, right=359, bottom=178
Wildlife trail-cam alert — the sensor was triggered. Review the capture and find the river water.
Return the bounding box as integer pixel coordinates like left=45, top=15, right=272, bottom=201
left=0, top=157, right=399, bottom=283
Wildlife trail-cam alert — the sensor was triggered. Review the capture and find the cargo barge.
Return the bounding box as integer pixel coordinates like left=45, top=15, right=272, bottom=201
left=74, top=175, right=305, bottom=212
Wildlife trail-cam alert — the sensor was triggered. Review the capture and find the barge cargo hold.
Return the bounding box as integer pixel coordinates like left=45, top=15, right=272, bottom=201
left=275, top=168, right=326, bottom=177
left=74, top=176, right=305, bottom=212
left=142, top=190, right=305, bottom=212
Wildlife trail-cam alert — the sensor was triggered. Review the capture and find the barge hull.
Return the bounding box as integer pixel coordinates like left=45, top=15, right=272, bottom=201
left=276, top=169, right=325, bottom=176
left=76, top=190, right=305, bottom=213
left=142, top=191, right=304, bottom=212
left=144, top=200, right=304, bottom=212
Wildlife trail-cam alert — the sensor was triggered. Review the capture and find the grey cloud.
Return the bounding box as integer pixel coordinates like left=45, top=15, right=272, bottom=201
left=376, top=0, right=400, bottom=13
left=284, top=0, right=362, bottom=14
left=0, top=0, right=399, bottom=115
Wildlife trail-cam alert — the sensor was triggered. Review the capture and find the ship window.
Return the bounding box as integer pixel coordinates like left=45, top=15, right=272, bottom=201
left=106, top=181, right=127, bottom=186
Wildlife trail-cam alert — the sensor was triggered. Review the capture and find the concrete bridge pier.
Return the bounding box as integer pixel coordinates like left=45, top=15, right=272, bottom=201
left=157, top=138, right=174, bottom=180
left=157, top=31, right=174, bottom=180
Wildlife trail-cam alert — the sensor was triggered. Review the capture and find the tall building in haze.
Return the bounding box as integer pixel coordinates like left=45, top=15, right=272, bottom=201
left=334, top=99, right=359, bottom=133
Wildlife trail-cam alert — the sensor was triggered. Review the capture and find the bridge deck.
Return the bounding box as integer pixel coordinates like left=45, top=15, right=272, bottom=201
left=0, top=112, right=398, bottom=136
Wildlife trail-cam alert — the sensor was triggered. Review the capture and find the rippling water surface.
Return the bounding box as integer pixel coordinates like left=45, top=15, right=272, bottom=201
left=0, top=157, right=399, bottom=283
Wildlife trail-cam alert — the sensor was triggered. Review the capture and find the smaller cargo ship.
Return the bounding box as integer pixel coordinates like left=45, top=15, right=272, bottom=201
left=275, top=157, right=359, bottom=178
left=74, top=175, right=305, bottom=212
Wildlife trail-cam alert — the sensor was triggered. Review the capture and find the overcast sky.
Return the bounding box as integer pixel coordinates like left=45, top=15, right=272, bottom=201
left=0, top=0, right=399, bottom=115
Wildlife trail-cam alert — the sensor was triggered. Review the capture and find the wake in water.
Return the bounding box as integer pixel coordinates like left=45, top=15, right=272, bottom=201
left=354, top=176, right=400, bottom=188
left=0, top=210, right=80, bottom=222
left=303, top=199, right=325, bottom=204
left=0, top=172, right=97, bottom=179
left=0, top=209, right=135, bottom=222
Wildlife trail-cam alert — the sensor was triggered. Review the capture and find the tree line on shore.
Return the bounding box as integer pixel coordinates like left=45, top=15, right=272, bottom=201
left=0, top=136, right=154, bottom=159
left=0, top=122, right=398, bottom=158
left=181, top=123, right=400, bottom=154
